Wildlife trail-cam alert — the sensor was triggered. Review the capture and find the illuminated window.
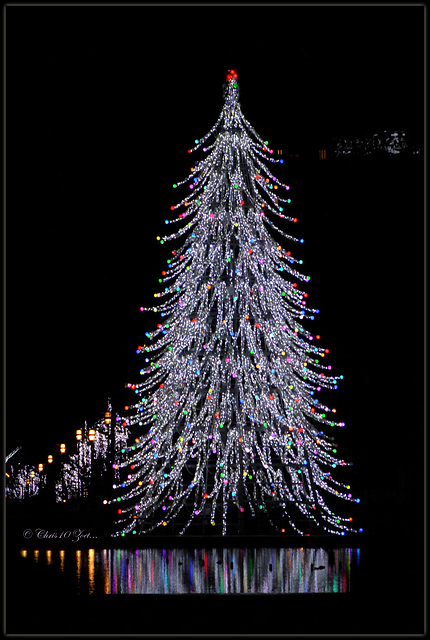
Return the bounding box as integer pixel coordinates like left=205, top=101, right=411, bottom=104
left=318, top=149, right=327, bottom=160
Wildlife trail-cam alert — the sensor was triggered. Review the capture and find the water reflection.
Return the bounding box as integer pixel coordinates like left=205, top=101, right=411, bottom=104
left=59, top=549, right=65, bottom=573
left=20, top=547, right=359, bottom=594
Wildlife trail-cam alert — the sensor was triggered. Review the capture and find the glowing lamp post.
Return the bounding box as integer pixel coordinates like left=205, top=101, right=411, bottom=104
left=27, top=469, right=35, bottom=497
left=76, top=429, right=83, bottom=497
left=38, top=463, right=44, bottom=492
left=88, top=429, right=96, bottom=500
left=57, top=444, right=67, bottom=500
left=47, top=455, right=53, bottom=464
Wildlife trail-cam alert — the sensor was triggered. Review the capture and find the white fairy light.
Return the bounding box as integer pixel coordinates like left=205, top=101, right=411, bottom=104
left=110, top=70, right=360, bottom=538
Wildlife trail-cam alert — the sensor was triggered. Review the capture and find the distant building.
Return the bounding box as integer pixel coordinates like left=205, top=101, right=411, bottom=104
left=329, top=130, right=420, bottom=158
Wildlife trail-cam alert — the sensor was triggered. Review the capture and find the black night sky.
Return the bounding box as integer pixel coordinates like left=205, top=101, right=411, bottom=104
left=6, top=4, right=424, bottom=535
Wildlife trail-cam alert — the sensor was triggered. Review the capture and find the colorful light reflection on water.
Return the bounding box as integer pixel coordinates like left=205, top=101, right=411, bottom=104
left=21, top=547, right=359, bottom=595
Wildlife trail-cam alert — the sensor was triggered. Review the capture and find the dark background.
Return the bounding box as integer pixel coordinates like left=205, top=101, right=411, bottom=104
left=5, top=4, right=424, bottom=538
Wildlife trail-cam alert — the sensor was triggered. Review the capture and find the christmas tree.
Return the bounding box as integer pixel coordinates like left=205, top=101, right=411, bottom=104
left=110, top=70, right=360, bottom=537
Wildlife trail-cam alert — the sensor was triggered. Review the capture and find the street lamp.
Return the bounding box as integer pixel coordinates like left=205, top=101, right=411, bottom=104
left=38, top=463, right=43, bottom=472
left=47, top=455, right=53, bottom=464
left=75, top=429, right=83, bottom=498
left=88, top=429, right=96, bottom=501
left=58, top=444, right=66, bottom=501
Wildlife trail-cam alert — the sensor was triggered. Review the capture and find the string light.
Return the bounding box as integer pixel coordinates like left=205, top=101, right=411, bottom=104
left=110, top=70, right=360, bottom=537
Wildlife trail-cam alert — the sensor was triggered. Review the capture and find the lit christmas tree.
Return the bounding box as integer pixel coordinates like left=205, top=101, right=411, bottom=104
left=110, top=70, right=360, bottom=537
